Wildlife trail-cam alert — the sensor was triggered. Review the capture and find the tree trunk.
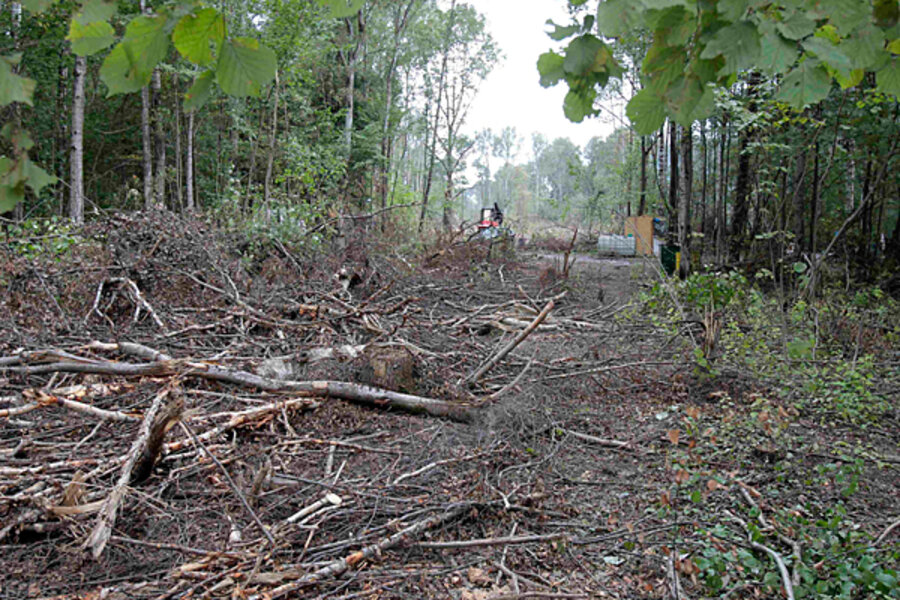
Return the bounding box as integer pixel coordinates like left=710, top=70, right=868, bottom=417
left=718, top=120, right=731, bottom=263
left=380, top=1, right=415, bottom=230
left=810, top=139, right=819, bottom=253
left=152, top=70, right=165, bottom=209
left=343, top=11, right=366, bottom=159
left=264, top=71, right=280, bottom=214
left=186, top=110, right=195, bottom=211
left=792, top=149, right=809, bottom=253
left=700, top=120, right=708, bottom=240
left=418, top=0, right=455, bottom=233
left=140, top=0, right=153, bottom=209
left=667, top=121, right=679, bottom=228
left=54, top=58, right=69, bottom=215
left=69, top=55, right=86, bottom=224
left=731, top=73, right=760, bottom=260
left=173, top=74, right=182, bottom=211
left=679, top=124, right=693, bottom=277
left=638, top=135, right=647, bottom=216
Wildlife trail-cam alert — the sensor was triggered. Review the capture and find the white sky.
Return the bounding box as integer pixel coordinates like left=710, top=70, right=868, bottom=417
left=463, top=0, right=621, bottom=161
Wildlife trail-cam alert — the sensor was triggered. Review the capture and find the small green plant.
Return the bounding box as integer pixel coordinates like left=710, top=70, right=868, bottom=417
left=4, top=217, right=81, bottom=259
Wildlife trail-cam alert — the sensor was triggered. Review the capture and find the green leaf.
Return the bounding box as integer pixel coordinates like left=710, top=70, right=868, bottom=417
left=174, top=8, right=226, bottom=66
left=666, top=75, right=705, bottom=126
left=776, top=59, right=832, bottom=108
left=1, top=123, right=34, bottom=150
left=21, top=156, right=57, bottom=194
left=546, top=19, right=579, bottom=41
left=777, top=11, right=817, bottom=40
left=876, top=57, right=900, bottom=96
left=100, top=44, right=143, bottom=95
left=563, top=88, right=596, bottom=122
left=318, top=0, right=364, bottom=19
left=650, top=6, right=694, bottom=46
left=842, top=26, right=886, bottom=69
left=74, top=0, right=116, bottom=26
left=814, top=0, right=872, bottom=35
left=700, top=22, right=761, bottom=74
left=627, top=87, right=667, bottom=135
left=759, top=28, right=799, bottom=75
left=0, top=55, right=36, bottom=106
left=20, top=0, right=55, bottom=13
left=68, top=20, right=115, bottom=56
left=717, top=0, right=748, bottom=21
left=803, top=36, right=853, bottom=73
left=216, top=37, right=276, bottom=97
left=537, top=51, right=566, bottom=87
left=184, top=70, right=215, bottom=111
left=596, top=0, right=643, bottom=38
left=889, top=38, right=900, bottom=54
left=563, top=35, right=605, bottom=74
left=0, top=154, right=55, bottom=212
left=99, top=15, right=170, bottom=95
left=644, top=42, right=688, bottom=92
left=835, top=68, right=865, bottom=89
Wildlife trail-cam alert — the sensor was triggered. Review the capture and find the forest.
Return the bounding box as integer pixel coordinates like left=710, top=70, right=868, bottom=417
left=1, top=0, right=899, bottom=599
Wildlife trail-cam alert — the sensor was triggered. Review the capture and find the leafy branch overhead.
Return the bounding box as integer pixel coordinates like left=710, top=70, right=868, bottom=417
left=0, top=0, right=319, bottom=210
left=539, top=0, right=900, bottom=134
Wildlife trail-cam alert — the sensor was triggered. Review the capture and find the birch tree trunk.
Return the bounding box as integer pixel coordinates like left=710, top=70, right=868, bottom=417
left=69, top=55, right=86, bottom=224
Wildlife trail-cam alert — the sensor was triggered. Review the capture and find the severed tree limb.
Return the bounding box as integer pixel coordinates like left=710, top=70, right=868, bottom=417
left=165, top=397, right=319, bottom=452
left=463, top=299, right=556, bottom=386
left=418, top=532, right=568, bottom=549
left=0, top=402, right=39, bottom=418
left=258, top=504, right=471, bottom=599
left=1, top=354, right=473, bottom=422
left=84, top=386, right=173, bottom=559
left=563, top=429, right=630, bottom=450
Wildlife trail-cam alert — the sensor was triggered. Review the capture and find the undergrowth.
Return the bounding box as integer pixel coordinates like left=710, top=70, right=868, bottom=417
left=629, top=268, right=899, bottom=599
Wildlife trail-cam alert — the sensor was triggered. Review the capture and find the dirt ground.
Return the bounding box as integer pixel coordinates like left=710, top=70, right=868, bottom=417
left=0, top=215, right=897, bottom=599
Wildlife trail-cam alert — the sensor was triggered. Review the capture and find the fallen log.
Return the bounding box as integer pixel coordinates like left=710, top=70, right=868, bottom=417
left=0, top=350, right=474, bottom=423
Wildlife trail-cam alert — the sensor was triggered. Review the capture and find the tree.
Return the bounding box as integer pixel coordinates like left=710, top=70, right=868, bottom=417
left=541, top=0, right=900, bottom=135
left=68, top=54, right=85, bottom=223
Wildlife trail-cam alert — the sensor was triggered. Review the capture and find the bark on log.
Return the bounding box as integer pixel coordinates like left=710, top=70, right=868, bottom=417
left=2, top=353, right=473, bottom=422
left=84, top=386, right=174, bottom=559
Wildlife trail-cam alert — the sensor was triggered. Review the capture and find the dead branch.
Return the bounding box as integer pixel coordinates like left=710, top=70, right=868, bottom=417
left=417, top=532, right=567, bottom=549
left=1, top=350, right=474, bottom=422
left=563, top=429, right=630, bottom=450
left=258, top=504, right=471, bottom=598
left=463, top=298, right=556, bottom=386
left=84, top=386, right=174, bottom=559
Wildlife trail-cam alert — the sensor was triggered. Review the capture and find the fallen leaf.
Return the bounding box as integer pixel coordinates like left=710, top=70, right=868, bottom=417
left=667, top=429, right=680, bottom=445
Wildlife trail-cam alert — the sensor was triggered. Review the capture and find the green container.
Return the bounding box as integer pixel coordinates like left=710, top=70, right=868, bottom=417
left=661, top=245, right=681, bottom=276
